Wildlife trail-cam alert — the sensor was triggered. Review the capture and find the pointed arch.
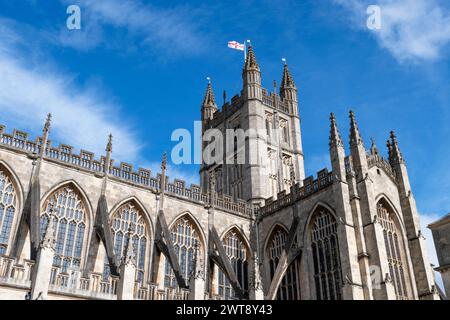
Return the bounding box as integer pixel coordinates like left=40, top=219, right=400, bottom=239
left=375, top=194, right=407, bottom=232
left=217, top=225, right=251, bottom=299
left=219, top=225, right=252, bottom=255
left=164, top=212, right=205, bottom=288
left=265, top=224, right=301, bottom=300
left=105, top=197, right=152, bottom=284
left=263, top=223, right=289, bottom=255
left=39, top=180, right=93, bottom=272
left=376, top=196, right=412, bottom=300
left=306, top=204, right=343, bottom=300
left=0, top=161, right=23, bottom=256
left=168, top=211, right=206, bottom=251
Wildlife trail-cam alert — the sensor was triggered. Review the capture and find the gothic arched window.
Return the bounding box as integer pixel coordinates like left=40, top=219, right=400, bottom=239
left=218, top=229, right=249, bottom=299
left=164, top=216, right=202, bottom=288
left=40, top=185, right=87, bottom=273
left=377, top=200, right=409, bottom=300
left=267, top=227, right=301, bottom=300
left=0, top=169, right=18, bottom=256
left=310, top=207, right=342, bottom=300
left=105, top=202, right=149, bottom=284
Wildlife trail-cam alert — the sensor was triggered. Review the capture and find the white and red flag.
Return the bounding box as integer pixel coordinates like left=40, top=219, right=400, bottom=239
left=227, top=41, right=245, bottom=51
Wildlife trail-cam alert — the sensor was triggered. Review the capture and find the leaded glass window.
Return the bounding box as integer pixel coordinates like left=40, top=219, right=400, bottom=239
left=377, top=200, right=409, bottom=300
left=310, top=208, right=342, bottom=300
left=0, top=170, right=17, bottom=255
left=164, top=216, right=201, bottom=288
left=40, top=186, right=86, bottom=273
left=218, top=229, right=249, bottom=299
left=104, top=202, right=148, bottom=284
left=268, top=227, right=301, bottom=300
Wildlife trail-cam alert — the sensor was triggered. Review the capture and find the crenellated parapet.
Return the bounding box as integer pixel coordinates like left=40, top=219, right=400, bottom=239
left=0, top=124, right=255, bottom=219
left=256, top=168, right=334, bottom=218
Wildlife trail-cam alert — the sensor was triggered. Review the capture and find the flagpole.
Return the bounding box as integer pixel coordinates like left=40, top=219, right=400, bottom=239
left=244, top=40, right=247, bottom=61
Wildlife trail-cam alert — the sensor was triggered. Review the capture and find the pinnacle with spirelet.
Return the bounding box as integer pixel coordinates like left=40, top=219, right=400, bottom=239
left=388, top=131, right=404, bottom=165
left=349, top=110, right=364, bottom=147
left=244, top=45, right=260, bottom=71
left=280, top=63, right=296, bottom=91
left=329, top=113, right=344, bottom=149
left=202, top=81, right=217, bottom=109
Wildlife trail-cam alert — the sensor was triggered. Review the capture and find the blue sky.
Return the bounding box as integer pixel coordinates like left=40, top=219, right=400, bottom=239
left=0, top=0, right=449, bottom=282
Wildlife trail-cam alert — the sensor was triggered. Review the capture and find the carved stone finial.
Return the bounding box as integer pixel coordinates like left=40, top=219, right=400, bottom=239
left=161, top=152, right=167, bottom=171
left=190, top=242, right=205, bottom=280
left=123, top=223, right=136, bottom=266
left=43, top=113, right=52, bottom=133
left=106, top=134, right=113, bottom=153
left=41, top=203, right=57, bottom=250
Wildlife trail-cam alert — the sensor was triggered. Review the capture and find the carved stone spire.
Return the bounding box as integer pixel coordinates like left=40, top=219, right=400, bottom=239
left=41, top=203, right=56, bottom=250
left=104, top=134, right=113, bottom=174
left=329, top=113, right=344, bottom=149
left=39, top=113, right=52, bottom=159
left=201, top=81, right=217, bottom=121
left=122, top=224, right=136, bottom=266
left=202, top=82, right=217, bottom=108
left=280, top=63, right=296, bottom=94
left=159, top=152, right=167, bottom=209
left=209, top=170, right=216, bottom=206
left=370, top=137, right=380, bottom=158
left=244, top=45, right=260, bottom=71
left=43, top=113, right=52, bottom=134
left=388, top=131, right=404, bottom=165
left=349, top=110, right=364, bottom=147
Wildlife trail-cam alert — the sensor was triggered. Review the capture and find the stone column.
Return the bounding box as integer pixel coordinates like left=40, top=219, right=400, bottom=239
left=117, top=228, right=137, bottom=300
left=249, top=253, right=264, bottom=300
left=189, top=245, right=206, bottom=300
left=31, top=214, right=56, bottom=300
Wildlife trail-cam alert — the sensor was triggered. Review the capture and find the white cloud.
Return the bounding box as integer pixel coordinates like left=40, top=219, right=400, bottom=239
left=419, top=213, right=445, bottom=292
left=333, top=0, right=450, bottom=62
left=57, top=0, right=207, bottom=56
left=0, top=20, right=142, bottom=162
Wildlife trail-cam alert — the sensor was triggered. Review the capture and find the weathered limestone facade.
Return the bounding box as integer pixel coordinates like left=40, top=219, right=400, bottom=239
left=0, top=45, right=442, bottom=300
left=429, top=214, right=450, bottom=299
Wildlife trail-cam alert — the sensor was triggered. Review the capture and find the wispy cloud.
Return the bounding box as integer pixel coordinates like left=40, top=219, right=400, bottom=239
left=333, top=0, right=450, bottom=63
left=0, top=18, right=142, bottom=161
left=57, top=0, right=208, bottom=56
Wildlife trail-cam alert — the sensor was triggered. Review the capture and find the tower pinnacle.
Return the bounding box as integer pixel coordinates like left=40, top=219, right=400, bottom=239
left=349, top=110, right=364, bottom=147
left=388, top=131, right=404, bottom=165
left=329, top=113, right=343, bottom=149
left=244, top=45, right=260, bottom=71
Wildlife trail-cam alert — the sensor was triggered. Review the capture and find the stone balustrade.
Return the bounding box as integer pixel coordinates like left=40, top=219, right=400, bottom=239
left=0, top=255, right=34, bottom=288
left=134, top=283, right=190, bottom=300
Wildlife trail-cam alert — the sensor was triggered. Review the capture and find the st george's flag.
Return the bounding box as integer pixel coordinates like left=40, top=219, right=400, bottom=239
left=228, top=41, right=245, bottom=51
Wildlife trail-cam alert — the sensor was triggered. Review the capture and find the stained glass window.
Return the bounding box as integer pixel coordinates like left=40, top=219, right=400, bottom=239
left=0, top=170, right=17, bottom=255
left=164, top=216, right=201, bottom=288
left=40, top=186, right=86, bottom=273
left=268, top=227, right=301, bottom=300
left=377, top=200, right=409, bottom=300
left=218, top=229, right=249, bottom=299
left=310, top=208, right=342, bottom=300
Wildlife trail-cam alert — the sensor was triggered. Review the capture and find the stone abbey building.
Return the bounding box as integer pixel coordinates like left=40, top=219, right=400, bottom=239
left=0, top=46, right=443, bottom=300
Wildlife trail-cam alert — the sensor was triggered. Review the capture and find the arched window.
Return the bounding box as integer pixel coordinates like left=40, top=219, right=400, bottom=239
left=267, top=227, right=301, bottom=300
left=164, top=216, right=202, bottom=288
left=377, top=200, right=409, bottom=300
left=310, top=207, right=342, bottom=300
left=218, top=229, right=249, bottom=299
left=40, top=185, right=87, bottom=273
left=0, top=169, right=18, bottom=256
left=104, top=202, right=148, bottom=284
